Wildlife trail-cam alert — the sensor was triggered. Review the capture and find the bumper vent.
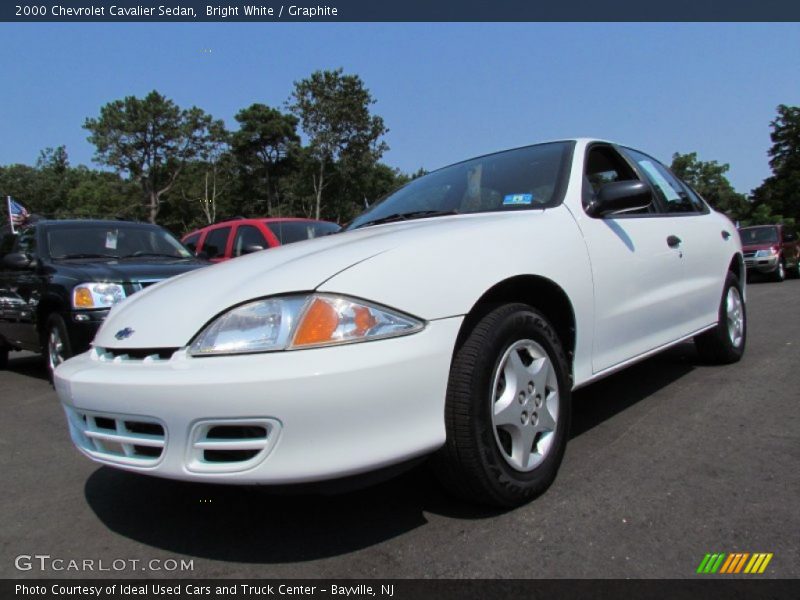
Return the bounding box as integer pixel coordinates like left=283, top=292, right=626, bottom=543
left=65, top=407, right=166, bottom=466
left=187, top=419, right=280, bottom=473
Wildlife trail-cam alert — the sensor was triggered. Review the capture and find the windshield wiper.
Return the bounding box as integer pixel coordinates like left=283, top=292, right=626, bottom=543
left=119, top=252, right=183, bottom=259
left=354, top=209, right=459, bottom=229
left=53, top=253, right=120, bottom=260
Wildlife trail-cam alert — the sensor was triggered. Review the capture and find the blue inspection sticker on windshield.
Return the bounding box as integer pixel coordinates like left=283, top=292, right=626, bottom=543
left=503, top=193, right=533, bottom=206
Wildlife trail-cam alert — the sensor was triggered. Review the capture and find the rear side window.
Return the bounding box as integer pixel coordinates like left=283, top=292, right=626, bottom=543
left=623, top=148, right=705, bottom=214
left=183, top=233, right=200, bottom=253
left=267, top=221, right=340, bottom=245
left=232, top=225, right=268, bottom=257
left=202, top=227, right=231, bottom=259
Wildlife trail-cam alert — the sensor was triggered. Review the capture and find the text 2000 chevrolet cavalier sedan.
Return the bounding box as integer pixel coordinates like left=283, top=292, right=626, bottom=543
left=55, top=139, right=746, bottom=506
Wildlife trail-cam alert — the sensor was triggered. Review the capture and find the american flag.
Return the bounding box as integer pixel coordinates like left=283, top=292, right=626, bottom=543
left=7, top=196, right=30, bottom=234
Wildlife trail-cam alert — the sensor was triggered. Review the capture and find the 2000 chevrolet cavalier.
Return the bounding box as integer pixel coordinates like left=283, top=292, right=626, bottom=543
left=55, top=139, right=746, bottom=506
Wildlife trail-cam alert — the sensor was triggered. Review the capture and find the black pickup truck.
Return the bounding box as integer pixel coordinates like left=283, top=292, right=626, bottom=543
left=0, top=219, right=207, bottom=378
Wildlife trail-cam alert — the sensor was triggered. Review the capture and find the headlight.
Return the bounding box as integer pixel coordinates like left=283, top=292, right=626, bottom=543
left=72, top=283, right=126, bottom=309
left=188, top=294, right=425, bottom=356
left=754, top=248, right=778, bottom=257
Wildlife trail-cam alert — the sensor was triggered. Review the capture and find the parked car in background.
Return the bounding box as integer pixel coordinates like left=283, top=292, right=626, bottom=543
left=55, top=139, right=745, bottom=507
left=182, top=217, right=341, bottom=262
left=739, top=224, right=800, bottom=282
left=0, top=220, right=208, bottom=377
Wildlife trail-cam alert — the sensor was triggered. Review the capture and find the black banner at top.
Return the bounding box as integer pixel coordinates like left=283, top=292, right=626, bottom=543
left=3, top=0, right=800, bottom=22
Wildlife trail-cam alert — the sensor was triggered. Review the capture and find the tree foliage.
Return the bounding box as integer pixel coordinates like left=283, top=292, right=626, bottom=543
left=750, top=104, right=800, bottom=225
left=288, top=68, right=389, bottom=219
left=670, top=151, right=749, bottom=220
left=83, top=91, right=222, bottom=224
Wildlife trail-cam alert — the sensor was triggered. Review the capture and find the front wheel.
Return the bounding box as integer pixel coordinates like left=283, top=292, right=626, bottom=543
left=432, top=304, right=571, bottom=507
left=773, top=258, right=786, bottom=282
left=45, top=313, right=73, bottom=382
left=694, top=272, right=746, bottom=364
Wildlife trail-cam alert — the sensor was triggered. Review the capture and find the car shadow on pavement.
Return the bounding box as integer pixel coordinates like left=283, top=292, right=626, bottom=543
left=570, top=342, right=697, bottom=439
left=84, top=462, right=496, bottom=564
left=84, top=343, right=700, bottom=564
left=5, top=352, right=49, bottom=382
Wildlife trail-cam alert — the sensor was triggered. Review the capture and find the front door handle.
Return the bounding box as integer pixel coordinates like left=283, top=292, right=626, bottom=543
left=667, top=235, right=682, bottom=248
left=722, top=230, right=732, bottom=240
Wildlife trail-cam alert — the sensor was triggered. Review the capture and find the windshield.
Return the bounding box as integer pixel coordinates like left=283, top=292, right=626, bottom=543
left=47, top=224, right=192, bottom=259
left=740, top=226, right=779, bottom=245
left=346, top=141, right=574, bottom=230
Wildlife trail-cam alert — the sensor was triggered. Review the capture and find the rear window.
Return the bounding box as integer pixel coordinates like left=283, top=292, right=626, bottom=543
left=267, top=221, right=340, bottom=245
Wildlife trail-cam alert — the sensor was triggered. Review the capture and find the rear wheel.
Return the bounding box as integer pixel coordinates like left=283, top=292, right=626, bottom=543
left=44, top=313, right=73, bottom=382
left=432, top=304, right=571, bottom=507
left=694, top=272, right=746, bottom=364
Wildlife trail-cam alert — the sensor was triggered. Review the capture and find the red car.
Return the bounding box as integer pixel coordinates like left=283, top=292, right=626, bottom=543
left=739, top=224, right=800, bottom=282
left=182, top=217, right=341, bottom=263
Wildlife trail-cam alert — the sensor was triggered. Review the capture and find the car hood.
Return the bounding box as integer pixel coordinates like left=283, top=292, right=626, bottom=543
left=48, top=257, right=208, bottom=283
left=94, top=208, right=590, bottom=350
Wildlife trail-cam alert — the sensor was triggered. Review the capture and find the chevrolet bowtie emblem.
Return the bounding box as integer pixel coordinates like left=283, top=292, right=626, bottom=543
left=115, top=327, right=135, bottom=340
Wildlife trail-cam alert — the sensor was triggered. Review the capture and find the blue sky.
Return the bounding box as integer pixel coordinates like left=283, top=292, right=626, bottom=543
left=1, top=22, right=798, bottom=194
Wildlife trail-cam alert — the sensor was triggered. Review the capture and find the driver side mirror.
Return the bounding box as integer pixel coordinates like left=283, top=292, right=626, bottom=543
left=243, top=244, right=265, bottom=255
left=3, top=252, right=34, bottom=270
left=587, top=180, right=652, bottom=218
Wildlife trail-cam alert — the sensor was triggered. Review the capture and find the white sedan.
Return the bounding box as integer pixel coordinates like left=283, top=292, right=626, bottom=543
left=54, top=139, right=746, bottom=507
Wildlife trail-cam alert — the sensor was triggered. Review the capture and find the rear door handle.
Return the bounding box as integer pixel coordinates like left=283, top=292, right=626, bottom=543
left=667, top=235, right=682, bottom=248
left=722, top=230, right=731, bottom=240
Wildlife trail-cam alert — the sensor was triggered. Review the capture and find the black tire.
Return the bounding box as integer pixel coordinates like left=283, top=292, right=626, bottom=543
left=44, top=313, right=73, bottom=382
left=694, top=272, right=746, bottom=364
left=432, top=303, right=571, bottom=507
left=772, top=258, right=786, bottom=282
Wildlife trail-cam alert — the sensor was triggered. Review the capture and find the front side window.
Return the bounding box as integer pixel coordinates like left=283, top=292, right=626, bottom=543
left=347, top=141, right=574, bottom=230
left=202, top=227, right=231, bottom=259
left=267, top=221, right=341, bottom=245
left=232, top=225, right=268, bottom=257
left=183, top=233, right=201, bottom=253
left=13, top=227, right=37, bottom=255
left=623, top=148, right=704, bottom=214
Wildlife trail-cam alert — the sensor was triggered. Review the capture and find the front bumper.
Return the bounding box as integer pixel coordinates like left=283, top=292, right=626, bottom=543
left=744, top=255, right=778, bottom=274
left=54, top=317, right=461, bottom=484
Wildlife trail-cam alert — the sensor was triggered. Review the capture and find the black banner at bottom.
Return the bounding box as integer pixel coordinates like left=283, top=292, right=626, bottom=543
left=3, top=579, right=799, bottom=600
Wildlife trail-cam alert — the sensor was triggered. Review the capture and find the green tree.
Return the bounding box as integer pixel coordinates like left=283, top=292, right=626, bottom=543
left=231, top=104, right=299, bottom=217
left=84, top=90, right=222, bottom=224
left=670, top=151, right=749, bottom=220
left=288, top=68, right=388, bottom=220
left=752, top=104, right=800, bottom=222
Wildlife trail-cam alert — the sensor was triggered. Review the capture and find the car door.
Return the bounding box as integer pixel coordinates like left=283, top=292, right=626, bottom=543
left=0, top=226, right=42, bottom=349
left=571, top=143, right=688, bottom=373
left=620, top=147, right=731, bottom=331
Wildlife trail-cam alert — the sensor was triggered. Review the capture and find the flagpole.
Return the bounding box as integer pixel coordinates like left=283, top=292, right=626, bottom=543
left=6, top=195, right=15, bottom=235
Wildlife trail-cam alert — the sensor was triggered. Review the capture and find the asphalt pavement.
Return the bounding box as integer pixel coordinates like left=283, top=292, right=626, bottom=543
left=1, top=280, right=798, bottom=579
